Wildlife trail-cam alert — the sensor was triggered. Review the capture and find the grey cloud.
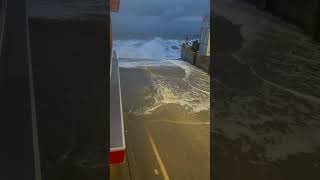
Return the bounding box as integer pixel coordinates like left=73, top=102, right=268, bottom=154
left=112, top=0, right=209, bottom=36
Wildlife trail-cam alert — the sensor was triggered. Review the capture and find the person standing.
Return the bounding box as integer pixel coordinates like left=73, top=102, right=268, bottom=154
left=185, top=35, right=189, bottom=46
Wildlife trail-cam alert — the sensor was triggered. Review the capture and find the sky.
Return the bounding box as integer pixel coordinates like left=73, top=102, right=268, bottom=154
left=112, top=0, right=210, bottom=37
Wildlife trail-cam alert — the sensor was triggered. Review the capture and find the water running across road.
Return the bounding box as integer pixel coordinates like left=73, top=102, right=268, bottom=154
left=118, top=58, right=210, bottom=180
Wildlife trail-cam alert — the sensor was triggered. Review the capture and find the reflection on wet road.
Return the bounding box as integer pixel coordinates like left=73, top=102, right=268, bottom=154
left=113, top=59, right=210, bottom=180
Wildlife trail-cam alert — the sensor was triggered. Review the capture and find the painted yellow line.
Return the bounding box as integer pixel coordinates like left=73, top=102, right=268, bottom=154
left=145, top=126, right=170, bottom=180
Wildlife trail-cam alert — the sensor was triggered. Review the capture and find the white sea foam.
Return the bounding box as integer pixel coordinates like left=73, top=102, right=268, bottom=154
left=118, top=59, right=177, bottom=68
left=143, top=76, right=210, bottom=115
left=168, top=60, right=210, bottom=95
left=120, top=59, right=210, bottom=115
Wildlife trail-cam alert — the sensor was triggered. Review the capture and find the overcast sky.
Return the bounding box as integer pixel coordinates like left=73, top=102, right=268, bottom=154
left=112, top=0, right=210, bottom=37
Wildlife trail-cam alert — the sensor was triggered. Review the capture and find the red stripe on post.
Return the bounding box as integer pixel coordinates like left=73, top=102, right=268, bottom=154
left=110, top=150, right=126, bottom=165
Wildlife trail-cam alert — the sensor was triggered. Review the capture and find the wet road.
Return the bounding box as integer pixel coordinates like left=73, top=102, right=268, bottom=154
left=112, top=58, right=210, bottom=180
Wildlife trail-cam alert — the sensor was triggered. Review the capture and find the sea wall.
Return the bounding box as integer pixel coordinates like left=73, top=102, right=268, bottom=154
left=181, top=44, right=195, bottom=64
left=195, top=54, right=210, bottom=73
left=181, top=44, right=210, bottom=74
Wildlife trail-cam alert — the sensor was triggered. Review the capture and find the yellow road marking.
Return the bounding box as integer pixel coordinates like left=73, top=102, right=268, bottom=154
left=145, top=126, right=170, bottom=180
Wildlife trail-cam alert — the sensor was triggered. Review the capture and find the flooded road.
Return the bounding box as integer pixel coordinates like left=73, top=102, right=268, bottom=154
left=115, top=59, right=210, bottom=180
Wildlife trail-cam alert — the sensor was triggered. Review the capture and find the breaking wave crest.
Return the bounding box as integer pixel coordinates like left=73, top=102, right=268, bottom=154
left=113, top=37, right=185, bottom=59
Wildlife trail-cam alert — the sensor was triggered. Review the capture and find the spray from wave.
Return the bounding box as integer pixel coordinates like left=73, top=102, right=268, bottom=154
left=113, top=37, right=191, bottom=59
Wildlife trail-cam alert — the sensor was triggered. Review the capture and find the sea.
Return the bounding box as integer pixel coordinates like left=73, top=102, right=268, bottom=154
left=113, top=36, right=190, bottom=60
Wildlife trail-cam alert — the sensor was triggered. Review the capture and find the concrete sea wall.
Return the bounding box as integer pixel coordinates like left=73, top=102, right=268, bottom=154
left=181, top=44, right=210, bottom=74
left=195, top=54, right=210, bottom=73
